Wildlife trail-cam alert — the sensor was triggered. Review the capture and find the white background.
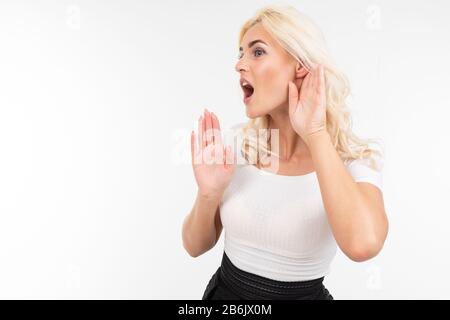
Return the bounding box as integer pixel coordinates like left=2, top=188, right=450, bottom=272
left=0, top=0, right=449, bottom=299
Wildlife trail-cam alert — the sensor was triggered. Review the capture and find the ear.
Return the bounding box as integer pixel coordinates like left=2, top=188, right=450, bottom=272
left=295, top=62, right=309, bottom=79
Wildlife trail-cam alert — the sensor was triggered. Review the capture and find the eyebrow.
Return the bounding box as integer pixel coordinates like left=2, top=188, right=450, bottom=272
left=239, top=39, right=268, bottom=52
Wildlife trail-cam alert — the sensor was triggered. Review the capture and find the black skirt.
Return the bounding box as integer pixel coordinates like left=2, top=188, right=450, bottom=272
left=202, top=251, right=334, bottom=300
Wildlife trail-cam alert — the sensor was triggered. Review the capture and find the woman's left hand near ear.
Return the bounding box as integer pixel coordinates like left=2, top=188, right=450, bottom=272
left=288, top=64, right=327, bottom=146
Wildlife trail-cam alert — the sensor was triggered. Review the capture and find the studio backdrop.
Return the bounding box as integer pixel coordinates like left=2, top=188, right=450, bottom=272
left=0, top=0, right=449, bottom=299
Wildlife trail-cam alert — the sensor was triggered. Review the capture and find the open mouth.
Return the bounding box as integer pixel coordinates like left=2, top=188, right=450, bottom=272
left=242, top=83, right=254, bottom=99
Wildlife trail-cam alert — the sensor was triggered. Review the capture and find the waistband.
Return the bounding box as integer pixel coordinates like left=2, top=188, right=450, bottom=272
left=219, top=251, right=325, bottom=300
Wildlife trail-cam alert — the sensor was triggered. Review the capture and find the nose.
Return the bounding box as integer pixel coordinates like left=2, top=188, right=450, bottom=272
left=235, top=58, right=249, bottom=73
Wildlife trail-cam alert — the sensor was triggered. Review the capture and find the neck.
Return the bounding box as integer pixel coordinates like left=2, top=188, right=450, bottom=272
left=267, top=108, right=310, bottom=162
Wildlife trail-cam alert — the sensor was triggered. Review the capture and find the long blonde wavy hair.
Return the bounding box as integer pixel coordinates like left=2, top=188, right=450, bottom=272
left=237, top=5, right=384, bottom=171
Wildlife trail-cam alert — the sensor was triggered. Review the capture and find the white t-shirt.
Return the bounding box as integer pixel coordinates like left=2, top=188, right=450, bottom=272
left=219, top=122, right=383, bottom=282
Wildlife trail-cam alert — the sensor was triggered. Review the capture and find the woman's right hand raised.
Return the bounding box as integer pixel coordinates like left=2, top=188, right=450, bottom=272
left=191, top=109, right=237, bottom=197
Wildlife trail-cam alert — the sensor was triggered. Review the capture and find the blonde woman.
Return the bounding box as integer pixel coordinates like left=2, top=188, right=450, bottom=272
left=182, top=5, right=388, bottom=300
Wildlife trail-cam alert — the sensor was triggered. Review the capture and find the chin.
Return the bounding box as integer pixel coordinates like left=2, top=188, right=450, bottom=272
left=246, top=105, right=270, bottom=119
left=245, top=107, right=259, bottom=119
left=246, top=110, right=255, bottom=119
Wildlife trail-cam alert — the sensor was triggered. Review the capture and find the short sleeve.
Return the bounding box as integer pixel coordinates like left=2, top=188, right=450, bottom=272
left=345, top=154, right=384, bottom=191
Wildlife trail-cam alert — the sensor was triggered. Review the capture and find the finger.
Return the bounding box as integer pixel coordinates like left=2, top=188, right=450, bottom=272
left=198, top=115, right=205, bottom=150
left=214, top=144, right=224, bottom=165
left=224, top=145, right=231, bottom=167
left=205, top=109, right=213, bottom=146
left=288, top=81, right=298, bottom=115
left=319, top=65, right=325, bottom=95
left=314, top=64, right=321, bottom=94
left=299, top=71, right=311, bottom=100
left=306, top=65, right=316, bottom=93
left=223, top=146, right=227, bottom=167
left=319, top=65, right=326, bottom=106
left=211, top=112, right=222, bottom=145
left=202, top=115, right=207, bottom=149
left=191, top=130, right=198, bottom=165
left=303, top=70, right=313, bottom=93
left=224, top=145, right=236, bottom=168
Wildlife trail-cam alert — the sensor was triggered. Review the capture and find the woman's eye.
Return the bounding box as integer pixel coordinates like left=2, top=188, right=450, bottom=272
left=254, top=48, right=265, bottom=57
left=237, top=48, right=265, bottom=60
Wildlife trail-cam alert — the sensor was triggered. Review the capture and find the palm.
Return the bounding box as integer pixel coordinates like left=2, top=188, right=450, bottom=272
left=191, top=109, right=236, bottom=196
